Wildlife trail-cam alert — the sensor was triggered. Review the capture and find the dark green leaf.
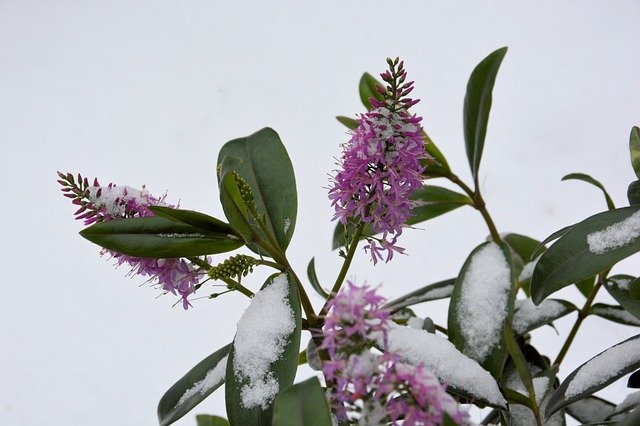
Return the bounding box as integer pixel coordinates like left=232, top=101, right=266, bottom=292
left=503, top=233, right=542, bottom=263
left=424, top=137, right=451, bottom=176
left=463, top=47, right=508, bottom=183
left=217, top=128, right=297, bottom=252
left=335, top=116, right=359, bottom=130
left=272, top=377, right=331, bottom=426
left=531, top=224, right=574, bottom=259
left=604, top=275, right=640, bottom=321
left=358, top=72, right=385, bottom=110
left=225, top=273, right=302, bottom=426
left=503, top=321, right=536, bottom=404
left=331, top=186, right=471, bottom=249
left=195, top=415, right=230, bottom=426
left=158, top=345, right=230, bottom=426
left=630, top=126, right=640, bottom=180
left=480, top=409, right=501, bottom=425
left=448, top=242, right=516, bottom=377
left=502, top=386, right=534, bottom=409
left=531, top=207, right=640, bottom=304
left=80, top=216, right=243, bottom=258
left=590, top=303, right=640, bottom=327
left=628, top=370, right=640, bottom=388
left=383, top=278, right=455, bottom=312
left=562, top=173, right=615, bottom=210
left=149, top=206, right=238, bottom=235
left=630, top=277, right=640, bottom=301
left=305, top=339, right=322, bottom=371
left=545, top=334, right=640, bottom=418
left=565, top=396, right=615, bottom=424
left=576, top=276, right=597, bottom=298
left=627, top=181, right=640, bottom=206
left=306, top=258, right=329, bottom=299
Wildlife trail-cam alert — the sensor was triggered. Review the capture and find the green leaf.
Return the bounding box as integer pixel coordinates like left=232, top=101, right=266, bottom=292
left=80, top=216, right=243, bottom=258
left=358, top=72, right=385, bottom=110
left=306, top=258, right=329, bottom=299
left=335, top=116, right=359, bottom=130
left=503, top=233, right=542, bottom=263
left=576, top=275, right=597, bottom=298
left=423, top=137, right=451, bottom=177
left=604, top=275, right=640, bottom=321
left=272, top=377, right=331, bottom=426
left=562, top=173, right=615, bottom=210
left=531, top=207, right=640, bottom=304
left=630, top=277, right=640, bottom=301
left=149, top=206, right=238, bottom=235
left=503, top=321, right=536, bottom=405
left=463, top=46, right=508, bottom=183
left=225, top=273, right=302, bottom=426
left=512, top=299, right=577, bottom=335
left=565, top=396, right=615, bottom=424
left=195, top=415, right=230, bottom=426
left=218, top=165, right=255, bottom=245
left=545, top=334, right=640, bottom=418
left=331, top=186, right=471, bottom=249
left=627, top=181, right=640, bottom=206
left=157, top=345, right=230, bottom=426
left=502, top=386, right=534, bottom=409
left=217, top=128, right=297, bottom=253
left=448, top=242, right=516, bottom=377
left=630, top=126, right=640, bottom=179
left=383, top=278, right=455, bottom=312
left=531, top=224, right=574, bottom=259
left=590, top=303, right=640, bottom=327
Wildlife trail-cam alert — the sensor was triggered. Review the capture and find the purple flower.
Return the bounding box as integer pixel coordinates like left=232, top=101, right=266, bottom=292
left=329, top=59, right=426, bottom=264
left=58, top=172, right=204, bottom=309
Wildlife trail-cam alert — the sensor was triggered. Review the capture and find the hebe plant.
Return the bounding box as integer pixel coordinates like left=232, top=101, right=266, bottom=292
left=60, top=47, right=640, bottom=425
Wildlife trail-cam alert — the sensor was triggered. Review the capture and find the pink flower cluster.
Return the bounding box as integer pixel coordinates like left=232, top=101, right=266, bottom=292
left=58, top=172, right=204, bottom=309
left=321, top=283, right=469, bottom=425
left=329, top=59, right=426, bottom=264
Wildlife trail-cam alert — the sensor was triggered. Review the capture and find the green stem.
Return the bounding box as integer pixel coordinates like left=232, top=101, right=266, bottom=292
left=553, top=277, right=604, bottom=366
left=221, top=277, right=254, bottom=298
left=319, top=222, right=366, bottom=318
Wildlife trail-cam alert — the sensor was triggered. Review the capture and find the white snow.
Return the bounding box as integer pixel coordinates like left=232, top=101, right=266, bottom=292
left=407, top=317, right=424, bottom=329
left=518, top=256, right=540, bottom=282
left=512, top=299, right=568, bottom=334
left=614, top=390, right=640, bottom=414
left=88, top=185, right=150, bottom=217
left=611, top=276, right=633, bottom=291
left=387, top=325, right=506, bottom=407
left=587, top=210, right=640, bottom=254
left=566, top=397, right=615, bottom=423
left=566, top=337, right=640, bottom=398
left=456, top=243, right=512, bottom=362
left=232, top=274, right=295, bottom=409
left=509, top=377, right=565, bottom=426
left=592, top=305, right=640, bottom=326
left=176, top=355, right=228, bottom=407
left=283, top=218, right=291, bottom=234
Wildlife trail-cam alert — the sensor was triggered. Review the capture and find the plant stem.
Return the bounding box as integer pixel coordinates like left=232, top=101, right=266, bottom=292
left=319, top=222, right=366, bottom=318
left=447, top=172, right=501, bottom=243
left=553, top=278, right=604, bottom=366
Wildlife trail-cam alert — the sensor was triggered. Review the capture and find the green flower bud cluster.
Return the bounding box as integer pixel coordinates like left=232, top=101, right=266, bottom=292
left=208, top=254, right=257, bottom=280
left=232, top=171, right=257, bottom=212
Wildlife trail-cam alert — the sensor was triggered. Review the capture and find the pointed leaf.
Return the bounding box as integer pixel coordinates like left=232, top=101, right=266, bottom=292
left=158, top=345, right=231, bottom=426
left=80, top=216, right=243, bottom=258
left=448, top=242, right=516, bottom=377
left=630, top=126, right=640, bottom=180
left=546, top=334, right=640, bottom=418
left=531, top=207, right=640, bottom=304
left=195, top=415, right=230, bottom=426
left=565, top=396, right=615, bottom=424
left=306, top=258, right=329, bottom=299
left=335, top=116, right=359, bottom=130
left=149, top=206, right=238, bottom=235
left=503, top=233, right=542, bottom=263
left=272, top=377, right=331, bottom=426
left=383, top=278, right=455, bottom=312
left=531, top=224, right=574, bottom=259
left=358, top=72, right=385, bottom=110
left=463, top=47, right=508, bottom=183
left=604, top=275, right=640, bottom=321
left=217, top=128, right=297, bottom=252
left=225, top=273, right=302, bottom=426
left=591, top=303, right=640, bottom=327
left=562, top=173, right=615, bottom=210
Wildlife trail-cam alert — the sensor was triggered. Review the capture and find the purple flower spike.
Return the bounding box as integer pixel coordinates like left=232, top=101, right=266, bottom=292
left=329, top=59, right=426, bottom=264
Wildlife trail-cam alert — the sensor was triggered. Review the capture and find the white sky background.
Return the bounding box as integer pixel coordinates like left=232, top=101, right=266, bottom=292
left=1, top=1, right=640, bottom=425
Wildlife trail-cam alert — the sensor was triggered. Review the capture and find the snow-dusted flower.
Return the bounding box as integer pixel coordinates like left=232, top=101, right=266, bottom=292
left=322, top=283, right=469, bottom=425
left=329, top=58, right=426, bottom=264
left=58, top=172, right=205, bottom=309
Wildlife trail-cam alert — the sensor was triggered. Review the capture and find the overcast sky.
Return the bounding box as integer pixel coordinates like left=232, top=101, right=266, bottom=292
left=2, top=1, right=640, bottom=425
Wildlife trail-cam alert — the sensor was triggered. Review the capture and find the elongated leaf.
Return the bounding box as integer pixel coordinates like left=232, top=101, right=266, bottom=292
left=225, top=273, right=301, bottom=426
left=531, top=224, right=574, bottom=259
left=576, top=275, right=597, bottom=298
left=604, top=275, right=640, bottom=321
left=158, top=345, right=231, bottom=426
left=504, top=234, right=542, bottom=263
left=546, top=334, right=640, bottom=418
left=383, top=278, right=455, bottom=312
left=503, top=321, right=535, bottom=404
left=631, top=277, right=640, bottom=301
left=332, top=186, right=471, bottom=249
left=562, top=173, right=615, bottom=210
left=387, top=326, right=506, bottom=408
left=195, top=415, right=230, bottom=426
left=463, top=47, right=508, bottom=183
left=628, top=180, right=640, bottom=206
left=630, top=126, right=640, bottom=179
left=591, top=303, right=640, bottom=327
left=149, top=206, right=238, bottom=235
left=531, top=207, right=640, bottom=304
left=565, top=396, right=615, bottom=424
left=359, top=72, right=384, bottom=110
left=512, top=299, right=576, bottom=335
left=272, top=377, right=331, bottom=426
left=448, top=242, right=516, bottom=377
left=80, top=216, right=243, bottom=258
left=306, top=258, right=329, bottom=299
left=424, top=136, right=451, bottom=176
left=217, top=128, right=297, bottom=252
left=335, top=116, right=359, bottom=130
